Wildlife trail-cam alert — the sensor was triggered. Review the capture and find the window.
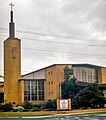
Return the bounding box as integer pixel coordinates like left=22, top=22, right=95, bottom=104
left=49, top=82, right=50, bottom=85
left=24, top=80, right=44, bottom=101
left=48, top=71, right=53, bottom=75
left=95, top=69, right=98, bottom=83
left=82, top=68, right=86, bottom=82
left=73, top=67, right=98, bottom=83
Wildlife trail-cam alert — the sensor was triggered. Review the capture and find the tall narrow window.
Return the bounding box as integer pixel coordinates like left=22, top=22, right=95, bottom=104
left=95, top=69, right=98, bottom=83
left=24, top=80, right=44, bottom=101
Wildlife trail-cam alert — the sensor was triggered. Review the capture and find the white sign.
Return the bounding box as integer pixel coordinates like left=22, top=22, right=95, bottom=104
left=60, top=100, right=68, bottom=110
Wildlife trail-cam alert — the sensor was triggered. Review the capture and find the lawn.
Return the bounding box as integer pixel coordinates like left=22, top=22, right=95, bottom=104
left=0, top=111, right=106, bottom=117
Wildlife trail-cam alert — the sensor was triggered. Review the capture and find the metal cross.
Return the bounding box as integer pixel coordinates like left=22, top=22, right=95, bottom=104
left=9, top=2, right=15, bottom=11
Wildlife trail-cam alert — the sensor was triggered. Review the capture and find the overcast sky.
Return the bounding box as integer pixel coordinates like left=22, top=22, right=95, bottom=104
left=0, top=0, right=106, bottom=78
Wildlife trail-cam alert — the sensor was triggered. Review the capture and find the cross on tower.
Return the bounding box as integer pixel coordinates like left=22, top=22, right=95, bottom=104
left=9, top=2, right=15, bottom=37
left=9, top=2, right=15, bottom=11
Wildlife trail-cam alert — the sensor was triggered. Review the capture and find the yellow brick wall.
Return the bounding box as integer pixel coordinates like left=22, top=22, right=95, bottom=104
left=102, top=68, right=106, bottom=83
left=45, top=64, right=72, bottom=101
left=4, top=38, right=21, bottom=106
left=18, top=80, right=24, bottom=105
left=99, top=67, right=106, bottom=84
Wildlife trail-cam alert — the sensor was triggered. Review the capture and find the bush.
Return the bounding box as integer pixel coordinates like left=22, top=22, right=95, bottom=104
left=22, top=101, right=34, bottom=109
left=45, top=99, right=57, bottom=110
left=29, top=107, right=41, bottom=111
left=38, top=103, right=46, bottom=110
left=0, top=103, right=3, bottom=112
left=73, top=84, right=106, bottom=109
left=33, top=104, right=41, bottom=108
left=1, top=103, right=12, bottom=112
left=72, top=96, right=79, bottom=109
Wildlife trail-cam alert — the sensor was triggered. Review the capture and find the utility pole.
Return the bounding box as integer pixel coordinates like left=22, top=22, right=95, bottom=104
left=59, top=73, right=62, bottom=99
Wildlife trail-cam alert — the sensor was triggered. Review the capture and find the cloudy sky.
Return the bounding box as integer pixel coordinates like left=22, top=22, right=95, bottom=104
left=0, top=0, right=106, bottom=78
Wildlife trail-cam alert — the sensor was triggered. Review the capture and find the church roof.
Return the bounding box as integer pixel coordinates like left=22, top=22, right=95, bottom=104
left=21, top=63, right=105, bottom=77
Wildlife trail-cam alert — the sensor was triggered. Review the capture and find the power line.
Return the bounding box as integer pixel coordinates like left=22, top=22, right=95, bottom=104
left=0, top=47, right=105, bottom=57
left=22, top=47, right=106, bottom=58
left=0, top=27, right=106, bottom=42
left=22, top=37, right=106, bottom=48
left=0, top=46, right=105, bottom=58
left=0, top=29, right=106, bottom=60
left=0, top=34, right=106, bottom=48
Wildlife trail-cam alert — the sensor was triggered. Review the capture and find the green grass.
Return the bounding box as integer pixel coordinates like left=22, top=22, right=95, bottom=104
left=0, top=113, right=52, bottom=117
left=84, top=111, right=106, bottom=115
left=75, top=111, right=106, bottom=117
left=0, top=111, right=106, bottom=117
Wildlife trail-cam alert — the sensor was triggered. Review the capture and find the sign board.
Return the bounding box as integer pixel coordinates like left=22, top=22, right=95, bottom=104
left=60, top=100, right=68, bottom=109
left=57, top=99, right=71, bottom=110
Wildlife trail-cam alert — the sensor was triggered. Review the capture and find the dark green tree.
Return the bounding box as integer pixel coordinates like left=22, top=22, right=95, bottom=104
left=61, top=65, right=82, bottom=99
left=74, top=84, right=106, bottom=109
left=45, top=99, right=57, bottom=110
left=64, top=65, right=74, bottom=81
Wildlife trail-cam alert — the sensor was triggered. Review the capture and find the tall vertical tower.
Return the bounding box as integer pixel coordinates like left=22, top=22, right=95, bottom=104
left=4, top=3, right=21, bottom=106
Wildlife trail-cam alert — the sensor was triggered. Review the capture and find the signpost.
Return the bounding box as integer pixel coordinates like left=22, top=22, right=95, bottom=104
left=57, top=99, right=71, bottom=110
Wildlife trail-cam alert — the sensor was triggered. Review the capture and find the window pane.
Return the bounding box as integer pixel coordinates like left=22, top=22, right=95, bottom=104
left=24, top=80, right=44, bottom=101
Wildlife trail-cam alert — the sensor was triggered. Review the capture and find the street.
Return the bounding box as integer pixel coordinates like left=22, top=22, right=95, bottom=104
left=0, top=115, right=106, bottom=120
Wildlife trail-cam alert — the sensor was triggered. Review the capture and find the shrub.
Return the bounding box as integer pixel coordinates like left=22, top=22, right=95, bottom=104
left=45, top=99, right=57, bottom=110
left=29, top=107, right=41, bottom=111
left=22, top=101, right=34, bottom=109
left=33, top=104, right=41, bottom=108
left=1, top=103, right=12, bottom=112
left=38, top=103, right=46, bottom=109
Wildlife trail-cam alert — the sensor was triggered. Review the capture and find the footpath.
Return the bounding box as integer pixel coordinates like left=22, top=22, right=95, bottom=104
left=0, top=108, right=106, bottom=116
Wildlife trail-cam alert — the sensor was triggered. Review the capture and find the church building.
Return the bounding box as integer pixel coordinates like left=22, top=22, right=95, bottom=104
left=20, top=64, right=106, bottom=105
left=0, top=4, right=106, bottom=106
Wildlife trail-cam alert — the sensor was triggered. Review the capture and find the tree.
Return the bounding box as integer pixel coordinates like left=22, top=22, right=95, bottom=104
left=64, top=65, right=73, bottom=81
left=61, top=65, right=82, bottom=99
left=61, top=65, right=106, bottom=109
left=74, top=84, right=106, bottom=109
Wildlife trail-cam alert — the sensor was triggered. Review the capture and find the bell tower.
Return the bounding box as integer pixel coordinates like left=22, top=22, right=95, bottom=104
left=4, top=3, right=21, bottom=106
